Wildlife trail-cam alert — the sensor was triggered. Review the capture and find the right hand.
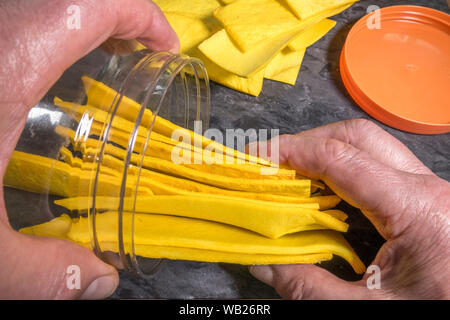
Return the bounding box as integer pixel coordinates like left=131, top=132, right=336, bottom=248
left=250, top=119, right=450, bottom=299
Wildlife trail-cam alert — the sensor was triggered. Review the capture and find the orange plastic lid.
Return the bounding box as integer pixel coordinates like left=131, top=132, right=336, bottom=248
left=340, top=6, right=450, bottom=134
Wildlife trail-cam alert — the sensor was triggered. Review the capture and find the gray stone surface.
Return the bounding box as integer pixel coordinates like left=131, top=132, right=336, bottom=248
left=4, top=0, right=449, bottom=299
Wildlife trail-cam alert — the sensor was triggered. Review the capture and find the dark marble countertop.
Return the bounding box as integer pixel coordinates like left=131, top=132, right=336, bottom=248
left=110, top=0, right=450, bottom=299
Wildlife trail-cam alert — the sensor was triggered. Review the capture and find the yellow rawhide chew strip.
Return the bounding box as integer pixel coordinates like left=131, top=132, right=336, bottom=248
left=286, top=0, right=355, bottom=20
left=101, top=243, right=334, bottom=266
left=84, top=121, right=296, bottom=180
left=213, top=0, right=303, bottom=52
left=198, top=27, right=302, bottom=78
left=4, top=151, right=152, bottom=197
left=101, top=152, right=337, bottom=208
left=87, top=120, right=186, bottom=152
left=59, top=147, right=119, bottom=177
left=59, top=147, right=82, bottom=167
left=198, top=6, right=347, bottom=78
left=199, top=2, right=357, bottom=78
left=56, top=128, right=321, bottom=203
left=138, top=13, right=267, bottom=96
left=22, top=213, right=364, bottom=273
left=54, top=97, right=150, bottom=140
left=4, top=151, right=71, bottom=196
left=56, top=129, right=311, bottom=195
left=153, top=0, right=222, bottom=20
left=56, top=126, right=324, bottom=199
left=80, top=76, right=272, bottom=166
left=181, top=163, right=295, bottom=180
left=324, top=210, right=348, bottom=222
left=19, top=214, right=334, bottom=265
left=266, top=63, right=302, bottom=85
left=247, top=194, right=340, bottom=209
left=265, top=48, right=305, bottom=79
left=134, top=154, right=310, bottom=195
left=55, top=194, right=347, bottom=238
left=288, top=18, right=337, bottom=50
left=84, top=117, right=186, bottom=149
left=55, top=125, right=298, bottom=184
left=20, top=214, right=73, bottom=240
left=190, top=49, right=266, bottom=96
left=100, top=152, right=332, bottom=208
left=161, top=12, right=216, bottom=54
left=127, top=153, right=309, bottom=195
left=56, top=122, right=190, bottom=163
left=100, top=212, right=359, bottom=269
left=55, top=97, right=179, bottom=149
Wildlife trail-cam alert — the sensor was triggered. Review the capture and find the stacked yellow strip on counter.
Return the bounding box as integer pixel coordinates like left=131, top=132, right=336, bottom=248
left=144, top=0, right=358, bottom=95
left=9, top=77, right=365, bottom=274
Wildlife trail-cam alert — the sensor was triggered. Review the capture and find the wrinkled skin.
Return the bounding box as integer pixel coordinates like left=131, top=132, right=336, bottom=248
left=0, top=1, right=449, bottom=301
left=0, top=0, right=178, bottom=299
left=250, top=119, right=450, bottom=299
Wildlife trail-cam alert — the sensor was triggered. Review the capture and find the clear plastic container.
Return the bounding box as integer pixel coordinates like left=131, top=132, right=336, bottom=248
left=4, top=42, right=210, bottom=277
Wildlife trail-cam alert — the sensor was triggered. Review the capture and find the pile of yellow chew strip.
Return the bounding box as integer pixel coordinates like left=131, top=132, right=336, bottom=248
left=139, top=0, right=359, bottom=96
left=8, top=76, right=365, bottom=274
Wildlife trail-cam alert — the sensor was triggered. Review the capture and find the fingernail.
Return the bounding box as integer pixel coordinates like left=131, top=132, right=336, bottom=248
left=249, top=265, right=274, bottom=285
left=80, top=275, right=117, bottom=300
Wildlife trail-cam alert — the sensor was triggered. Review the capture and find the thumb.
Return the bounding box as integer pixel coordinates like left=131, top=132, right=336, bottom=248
left=249, top=264, right=372, bottom=300
left=0, top=226, right=118, bottom=299
left=278, top=134, right=430, bottom=240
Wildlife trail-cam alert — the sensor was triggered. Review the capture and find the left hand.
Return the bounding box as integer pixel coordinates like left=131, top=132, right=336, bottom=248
left=0, top=0, right=178, bottom=299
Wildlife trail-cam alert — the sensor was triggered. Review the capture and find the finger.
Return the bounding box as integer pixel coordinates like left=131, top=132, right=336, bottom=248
left=249, top=264, right=372, bottom=300
left=0, top=225, right=119, bottom=299
left=126, top=1, right=180, bottom=53
left=0, top=0, right=179, bottom=108
left=295, top=119, right=432, bottom=176
left=278, top=135, right=429, bottom=239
